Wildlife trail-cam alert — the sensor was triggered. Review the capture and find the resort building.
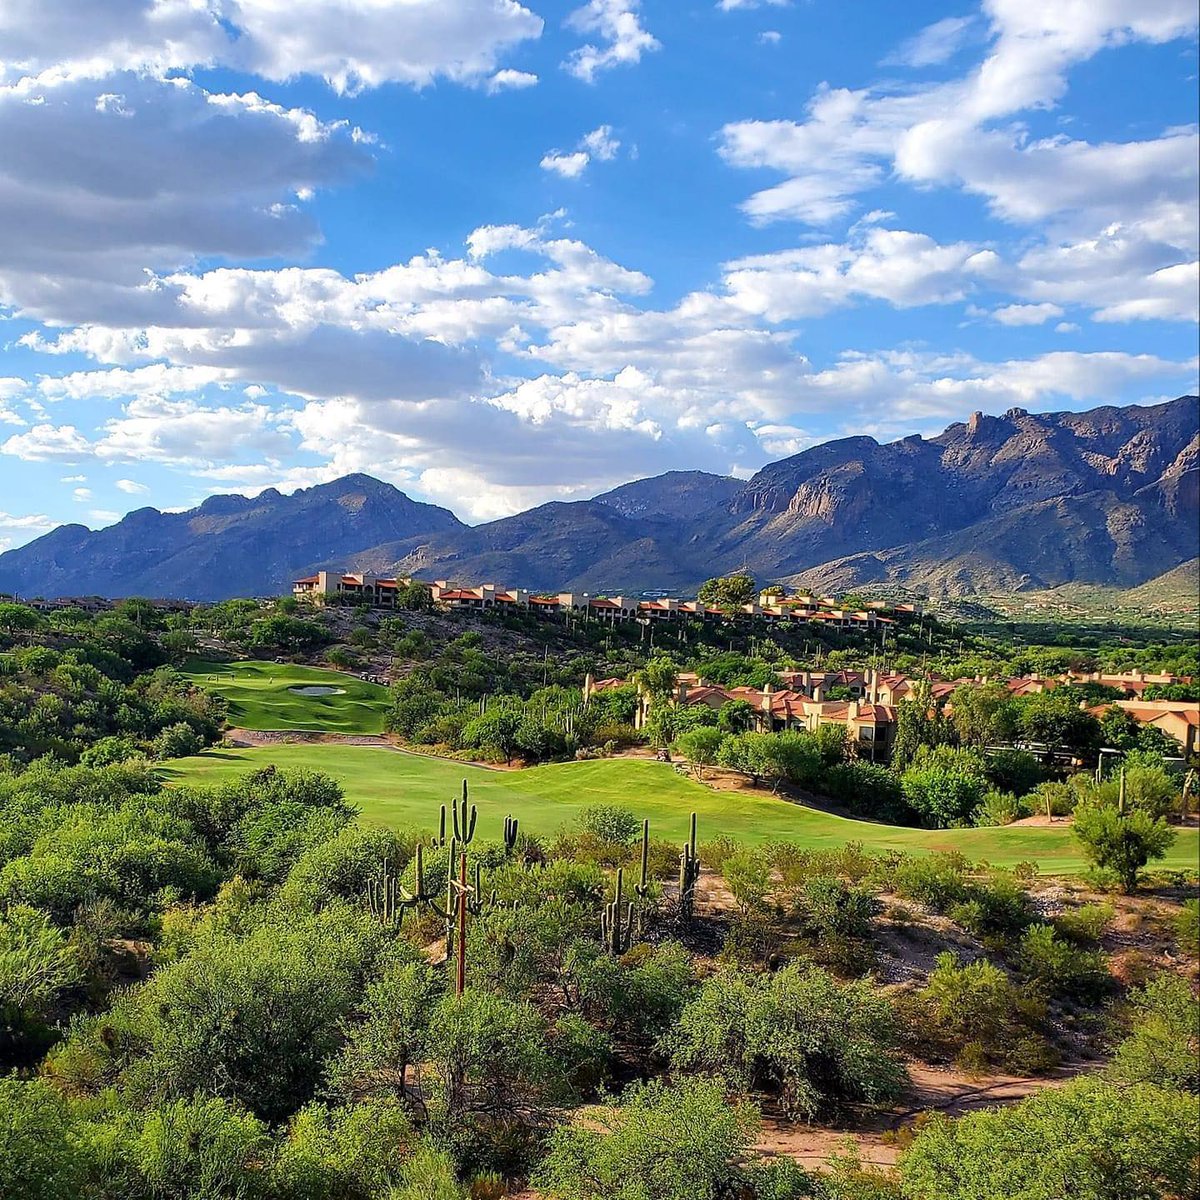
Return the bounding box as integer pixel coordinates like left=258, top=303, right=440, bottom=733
left=296, top=567, right=922, bottom=629
left=1087, top=698, right=1200, bottom=758
left=292, top=571, right=406, bottom=606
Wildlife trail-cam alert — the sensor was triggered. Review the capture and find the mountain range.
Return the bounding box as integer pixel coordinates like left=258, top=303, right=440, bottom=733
left=2, top=396, right=1196, bottom=602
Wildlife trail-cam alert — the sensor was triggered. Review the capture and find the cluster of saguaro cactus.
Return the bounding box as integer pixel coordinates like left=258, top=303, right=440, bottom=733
left=678, top=812, right=700, bottom=922
left=601, top=866, right=635, bottom=955
left=597, top=814, right=699, bottom=951
left=366, top=858, right=404, bottom=927
left=366, top=849, right=434, bottom=927
left=365, top=780, right=520, bottom=993
left=465, top=859, right=496, bottom=917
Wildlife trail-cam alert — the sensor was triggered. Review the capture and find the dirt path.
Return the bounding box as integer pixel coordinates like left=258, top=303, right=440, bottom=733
left=222, top=728, right=514, bottom=770
left=224, top=727, right=394, bottom=748
left=501, top=1063, right=1077, bottom=1196
left=754, top=1061, right=1083, bottom=1170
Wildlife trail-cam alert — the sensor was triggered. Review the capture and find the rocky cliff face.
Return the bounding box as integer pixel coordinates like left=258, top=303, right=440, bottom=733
left=692, top=397, right=1199, bottom=589
left=1, top=397, right=1196, bottom=600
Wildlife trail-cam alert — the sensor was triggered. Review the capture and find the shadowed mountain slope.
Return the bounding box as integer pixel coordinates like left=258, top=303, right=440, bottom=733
left=1, top=398, right=1196, bottom=600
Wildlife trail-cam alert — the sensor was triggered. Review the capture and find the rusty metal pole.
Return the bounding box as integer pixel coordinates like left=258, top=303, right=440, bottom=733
left=455, top=850, right=467, bottom=997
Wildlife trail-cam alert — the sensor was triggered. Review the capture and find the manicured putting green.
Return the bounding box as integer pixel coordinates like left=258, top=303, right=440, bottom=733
left=159, top=745, right=1200, bottom=874
left=179, top=659, right=390, bottom=734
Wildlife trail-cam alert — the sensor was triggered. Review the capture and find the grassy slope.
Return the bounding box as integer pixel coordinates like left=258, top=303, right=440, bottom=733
left=179, top=660, right=390, bottom=734
left=160, top=745, right=1200, bottom=873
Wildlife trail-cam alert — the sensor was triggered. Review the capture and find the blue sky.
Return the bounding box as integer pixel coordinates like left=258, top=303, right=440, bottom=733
left=0, top=1, right=1197, bottom=548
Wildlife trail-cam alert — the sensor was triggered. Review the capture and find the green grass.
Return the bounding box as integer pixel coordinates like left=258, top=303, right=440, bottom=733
left=179, top=659, right=390, bottom=734
left=159, top=745, right=1200, bottom=874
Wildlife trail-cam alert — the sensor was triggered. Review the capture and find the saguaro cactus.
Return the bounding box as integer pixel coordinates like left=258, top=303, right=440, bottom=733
left=366, top=858, right=403, bottom=927
left=366, top=852, right=431, bottom=926
left=432, top=836, right=460, bottom=958
left=453, top=780, right=477, bottom=845
left=465, top=859, right=492, bottom=916
left=634, top=819, right=650, bottom=899
left=503, top=814, right=520, bottom=854
left=396, top=843, right=434, bottom=907
left=678, top=812, right=700, bottom=922
left=601, top=867, right=635, bottom=955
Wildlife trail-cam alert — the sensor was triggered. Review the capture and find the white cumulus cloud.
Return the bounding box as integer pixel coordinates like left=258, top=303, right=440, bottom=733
left=564, top=1, right=660, bottom=83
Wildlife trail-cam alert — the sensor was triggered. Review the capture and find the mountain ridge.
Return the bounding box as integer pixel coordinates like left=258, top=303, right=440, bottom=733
left=1, top=397, right=1196, bottom=601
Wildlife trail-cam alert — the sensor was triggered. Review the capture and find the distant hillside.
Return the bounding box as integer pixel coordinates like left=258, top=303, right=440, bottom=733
left=594, top=470, right=742, bottom=521
left=0, top=475, right=463, bottom=601
left=1124, top=558, right=1200, bottom=612
left=0, top=397, right=1196, bottom=600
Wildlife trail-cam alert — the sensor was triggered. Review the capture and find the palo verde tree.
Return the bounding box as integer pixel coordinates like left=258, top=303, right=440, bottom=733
left=696, top=573, right=757, bottom=612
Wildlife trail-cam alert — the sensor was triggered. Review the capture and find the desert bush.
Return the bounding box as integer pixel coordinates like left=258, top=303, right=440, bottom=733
left=1106, top=974, right=1199, bottom=1093
left=906, top=952, right=1054, bottom=1074
left=663, top=963, right=905, bottom=1120
left=1053, top=902, right=1114, bottom=945
left=900, top=1077, right=1198, bottom=1200
left=1073, top=803, right=1176, bottom=892
left=533, top=1078, right=767, bottom=1200
left=1016, top=923, right=1108, bottom=999
left=972, top=790, right=1026, bottom=827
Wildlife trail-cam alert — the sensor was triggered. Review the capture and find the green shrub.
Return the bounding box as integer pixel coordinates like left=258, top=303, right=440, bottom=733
left=1029, top=781, right=1074, bottom=818
left=151, top=722, right=205, bottom=760
left=273, top=1098, right=417, bottom=1200
left=892, top=853, right=970, bottom=910
left=113, top=1094, right=272, bottom=1200
left=1053, top=902, right=1114, bottom=945
left=575, top=805, right=640, bottom=846
left=945, top=874, right=1034, bottom=939
left=908, top=952, right=1053, bottom=1074
left=901, top=746, right=990, bottom=829
left=722, top=847, right=773, bottom=912
left=1106, top=974, right=1199, bottom=1093
left=533, top=1077, right=765, bottom=1200
left=972, top=790, right=1025, bottom=827
left=388, top=1141, right=467, bottom=1200
left=1073, top=803, right=1176, bottom=892
left=282, top=825, right=420, bottom=910
left=900, top=1077, right=1198, bottom=1200
left=824, top=761, right=908, bottom=823
left=1016, top=923, right=1108, bottom=999
left=80, top=736, right=142, bottom=767
left=0, top=1077, right=92, bottom=1200
left=697, top=834, right=740, bottom=872
left=663, top=963, right=905, bottom=1121
left=799, top=875, right=878, bottom=941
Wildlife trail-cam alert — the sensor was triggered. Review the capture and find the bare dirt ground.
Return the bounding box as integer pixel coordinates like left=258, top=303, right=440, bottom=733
left=753, top=1061, right=1083, bottom=1170
left=225, top=727, right=394, bottom=747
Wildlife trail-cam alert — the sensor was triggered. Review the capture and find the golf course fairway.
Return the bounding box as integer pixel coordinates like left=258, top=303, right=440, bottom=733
left=179, top=659, right=390, bottom=734
left=159, top=744, right=1200, bottom=874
